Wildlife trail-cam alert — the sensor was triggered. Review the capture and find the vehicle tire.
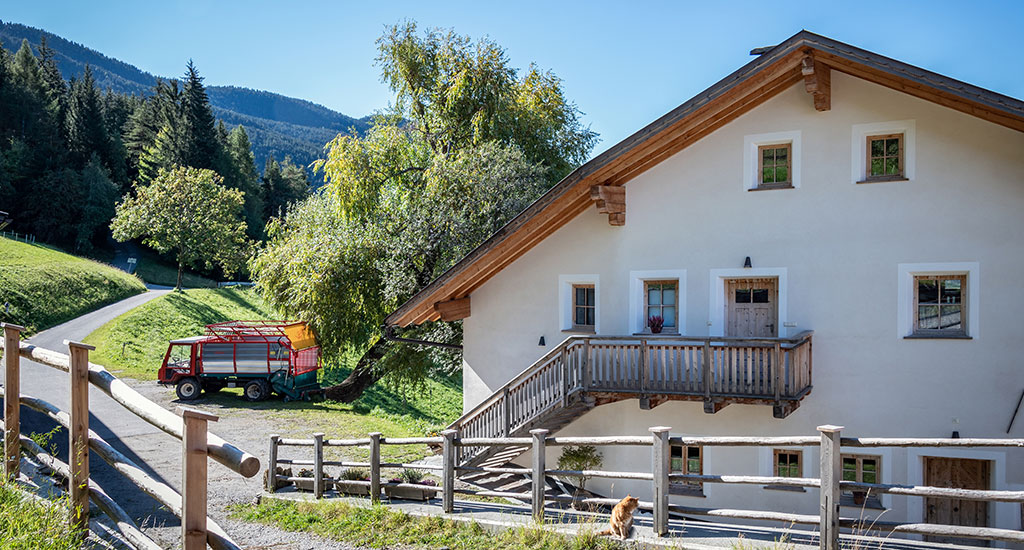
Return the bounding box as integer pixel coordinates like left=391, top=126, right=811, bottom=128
left=175, top=377, right=201, bottom=401
left=243, top=380, right=270, bottom=402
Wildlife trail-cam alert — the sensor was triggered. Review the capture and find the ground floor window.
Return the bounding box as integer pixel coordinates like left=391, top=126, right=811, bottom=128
left=841, top=454, right=884, bottom=508
left=774, top=449, right=802, bottom=478
left=670, top=445, right=703, bottom=496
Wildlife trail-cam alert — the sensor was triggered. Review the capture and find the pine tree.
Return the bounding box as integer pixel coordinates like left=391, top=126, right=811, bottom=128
left=180, top=60, right=219, bottom=169
left=36, top=36, right=67, bottom=124
left=137, top=124, right=183, bottom=184
left=65, top=65, right=109, bottom=169
left=260, top=155, right=283, bottom=220
left=224, top=124, right=263, bottom=236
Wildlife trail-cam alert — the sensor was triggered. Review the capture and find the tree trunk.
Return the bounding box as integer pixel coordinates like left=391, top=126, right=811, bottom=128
left=322, top=337, right=391, bottom=402
left=176, top=261, right=183, bottom=291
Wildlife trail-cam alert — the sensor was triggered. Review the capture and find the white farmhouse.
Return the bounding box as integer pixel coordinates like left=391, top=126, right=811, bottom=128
left=385, top=31, right=1024, bottom=543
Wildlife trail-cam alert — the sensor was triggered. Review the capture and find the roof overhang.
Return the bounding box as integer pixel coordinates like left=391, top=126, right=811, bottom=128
left=385, top=30, right=1024, bottom=328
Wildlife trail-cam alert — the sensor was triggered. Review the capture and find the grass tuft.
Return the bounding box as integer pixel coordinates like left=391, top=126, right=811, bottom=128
left=0, top=481, right=84, bottom=550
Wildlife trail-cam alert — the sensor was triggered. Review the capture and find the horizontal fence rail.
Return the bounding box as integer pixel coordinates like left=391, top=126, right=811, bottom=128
left=267, top=425, right=1024, bottom=549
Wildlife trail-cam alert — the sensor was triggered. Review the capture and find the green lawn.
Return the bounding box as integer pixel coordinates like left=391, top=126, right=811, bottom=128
left=232, top=499, right=619, bottom=550
left=0, top=482, right=84, bottom=550
left=131, top=249, right=219, bottom=288
left=0, top=237, right=146, bottom=333
left=83, top=287, right=276, bottom=380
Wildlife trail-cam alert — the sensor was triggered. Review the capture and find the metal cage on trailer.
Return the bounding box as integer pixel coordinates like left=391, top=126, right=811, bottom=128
left=157, top=320, right=323, bottom=402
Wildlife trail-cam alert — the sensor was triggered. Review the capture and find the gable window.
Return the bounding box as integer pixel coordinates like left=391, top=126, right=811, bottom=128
left=865, top=133, right=904, bottom=181
left=757, top=144, right=792, bottom=189
left=572, top=284, right=595, bottom=330
left=774, top=449, right=802, bottom=478
left=645, top=280, right=678, bottom=332
left=670, top=445, right=703, bottom=496
left=914, top=274, right=966, bottom=336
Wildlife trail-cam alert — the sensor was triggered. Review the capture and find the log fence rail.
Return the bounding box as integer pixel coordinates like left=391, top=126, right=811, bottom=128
left=1, top=323, right=260, bottom=550
left=268, top=425, right=1024, bottom=549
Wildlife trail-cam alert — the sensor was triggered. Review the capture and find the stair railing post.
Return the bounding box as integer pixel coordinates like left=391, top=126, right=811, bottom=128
left=561, top=346, right=570, bottom=407
left=3, top=323, right=24, bottom=481
left=178, top=406, right=218, bottom=550
left=267, top=435, right=279, bottom=493
left=818, top=425, right=843, bottom=550
left=369, top=432, right=382, bottom=503
left=639, top=339, right=649, bottom=395
left=313, top=433, right=325, bottom=499
left=502, top=388, right=511, bottom=437
left=702, top=339, right=712, bottom=402
left=66, top=340, right=93, bottom=534
left=773, top=343, right=783, bottom=403
left=650, top=426, right=671, bottom=536
left=582, top=339, right=591, bottom=391
left=441, top=429, right=456, bottom=514
left=530, top=429, right=549, bottom=522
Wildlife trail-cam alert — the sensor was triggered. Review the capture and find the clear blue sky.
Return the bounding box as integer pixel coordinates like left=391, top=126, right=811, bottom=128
left=5, top=1, right=1023, bottom=156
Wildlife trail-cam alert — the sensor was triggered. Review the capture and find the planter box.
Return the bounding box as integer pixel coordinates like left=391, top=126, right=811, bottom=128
left=384, top=483, right=439, bottom=501
left=336, top=480, right=372, bottom=496
left=293, top=477, right=334, bottom=492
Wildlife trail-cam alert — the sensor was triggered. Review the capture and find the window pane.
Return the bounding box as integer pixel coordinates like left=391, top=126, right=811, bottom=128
left=776, top=166, right=788, bottom=182
left=670, top=457, right=683, bottom=472
left=662, top=307, right=676, bottom=327
left=575, top=287, right=586, bottom=306
left=687, top=447, right=700, bottom=460
left=941, top=279, right=961, bottom=304
left=663, top=289, right=675, bottom=305
left=687, top=459, right=700, bottom=474
left=752, top=289, right=769, bottom=303
left=862, top=459, right=877, bottom=472
left=762, top=167, right=774, bottom=183
left=648, top=287, right=661, bottom=305
left=586, top=287, right=595, bottom=306
left=647, top=307, right=660, bottom=321
left=870, top=139, right=884, bottom=157
left=575, top=307, right=586, bottom=325
left=917, top=279, right=938, bottom=303
left=919, top=305, right=940, bottom=329
left=870, top=158, right=884, bottom=176
left=671, top=446, right=682, bottom=458
left=585, top=308, right=595, bottom=327
left=885, top=157, right=899, bottom=175
left=735, top=289, right=751, bottom=303
left=762, top=148, right=773, bottom=165
left=886, top=138, right=900, bottom=156
left=863, top=471, right=877, bottom=484
left=842, top=469, right=857, bottom=482
left=940, top=305, right=961, bottom=330
left=776, top=147, right=788, bottom=163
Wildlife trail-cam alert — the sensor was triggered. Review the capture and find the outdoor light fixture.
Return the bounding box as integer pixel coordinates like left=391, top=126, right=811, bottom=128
left=743, top=256, right=752, bottom=268
left=538, top=336, right=546, bottom=346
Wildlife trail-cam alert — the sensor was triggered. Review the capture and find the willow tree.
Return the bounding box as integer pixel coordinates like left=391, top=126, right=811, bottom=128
left=250, top=21, right=597, bottom=401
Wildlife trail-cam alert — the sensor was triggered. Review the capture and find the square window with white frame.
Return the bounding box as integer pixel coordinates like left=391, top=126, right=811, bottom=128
left=645, top=280, right=678, bottom=332
left=865, top=133, right=904, bottom=181
left=914, top=274, right=966, bottom=336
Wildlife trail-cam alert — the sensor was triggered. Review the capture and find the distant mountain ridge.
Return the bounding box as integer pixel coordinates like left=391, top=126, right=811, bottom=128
left=0, top=20, right=371, bottom=177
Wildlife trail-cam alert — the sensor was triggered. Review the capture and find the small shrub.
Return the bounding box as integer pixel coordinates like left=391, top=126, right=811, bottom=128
left=398, top=468, right=424, bottom=484
left=340, top=468, right=369, bottom=481
left=557, top=445, right=603, bottom=492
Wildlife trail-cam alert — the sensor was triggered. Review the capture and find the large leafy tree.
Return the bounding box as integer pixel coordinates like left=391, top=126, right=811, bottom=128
left=111, top=166, right=249, bottom=289
left=251, top=22, right=597, bottom=401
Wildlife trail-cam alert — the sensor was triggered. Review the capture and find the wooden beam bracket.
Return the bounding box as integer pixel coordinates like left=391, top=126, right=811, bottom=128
left=434, top=296, right=471, bottom=322
left=801, top=53, right=831, bottom=112
left=588, top=184, right=626, bottom=226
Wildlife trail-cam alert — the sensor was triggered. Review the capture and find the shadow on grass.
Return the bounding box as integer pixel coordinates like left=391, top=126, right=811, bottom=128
left=213, top=288, right=269, bottom=319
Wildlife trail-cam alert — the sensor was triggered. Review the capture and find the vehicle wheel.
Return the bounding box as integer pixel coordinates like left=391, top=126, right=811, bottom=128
left=203, top=380, right=224, bottom=394
left=175, top=377, right=201, bottom=401
left=243, top=380, right=270, bottom=402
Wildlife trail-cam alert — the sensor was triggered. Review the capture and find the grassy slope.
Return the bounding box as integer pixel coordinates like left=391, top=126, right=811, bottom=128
left=131, top=249, right=219, bottom=288
left=0, top=482, right=84, bottom=550
left=0, top=237, right=146, bottom=333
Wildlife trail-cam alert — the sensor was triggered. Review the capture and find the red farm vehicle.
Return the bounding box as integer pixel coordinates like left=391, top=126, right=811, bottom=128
left=158, top=320, right=323, bottom=402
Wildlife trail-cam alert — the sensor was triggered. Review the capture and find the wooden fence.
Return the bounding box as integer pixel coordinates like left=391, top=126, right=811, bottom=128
left=0, top=230, right=36, bottom=244
left=1, top=323, right=261, bottom=550
left=267, top=426, right=1024, bottom=549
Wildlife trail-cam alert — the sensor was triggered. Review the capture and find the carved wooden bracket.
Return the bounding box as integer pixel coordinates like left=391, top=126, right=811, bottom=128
left=801, top=54, right=831, bottom=112
left=434, top=296, right=471, bottom=321
left=589, top=184, right=625, bottom=226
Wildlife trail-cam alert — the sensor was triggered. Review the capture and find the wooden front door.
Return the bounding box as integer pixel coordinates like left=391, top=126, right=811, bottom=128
left=924, top=457, right=990, bottom=545
left=725, top=278, right=778, bottom=337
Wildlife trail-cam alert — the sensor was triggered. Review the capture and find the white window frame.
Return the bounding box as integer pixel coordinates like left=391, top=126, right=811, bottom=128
left=559, top=274, right=600, bottom=334
left=743, top=130, right=802, bottom=191
left=709, top=267, right=788, bottom=338
left=851, top=120, right=916, bottom=184
left=629, top=269, right=686, bottom=334
left=897, top=262, right=979, bottom=339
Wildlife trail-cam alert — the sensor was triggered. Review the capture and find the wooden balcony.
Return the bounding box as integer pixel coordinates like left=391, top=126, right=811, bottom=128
left=452, top=332, right=813, bottom=467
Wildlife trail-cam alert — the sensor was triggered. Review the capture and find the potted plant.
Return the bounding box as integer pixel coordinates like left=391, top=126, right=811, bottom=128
left=556, top=445, right=603, bottom=510
left=293, top=467, right=334, bottom=492
left=648, top=315, right=664, bottom=334
left=336, top=468, right=372, bottom=496
left=852, top=490, right=868, bottom=506
left=384, top=468, right=440, bottom=501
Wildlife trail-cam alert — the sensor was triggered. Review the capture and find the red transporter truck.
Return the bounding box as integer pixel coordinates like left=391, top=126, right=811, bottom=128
left=157, top=320, right=323, bottom=402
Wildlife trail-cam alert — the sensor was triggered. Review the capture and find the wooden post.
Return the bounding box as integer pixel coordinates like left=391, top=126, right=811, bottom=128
left=582, top=339, right=591, bottom=391
left=639, top=339, right=649, bottom=395
left=561, top=346, right=570, bottom=407
left=178, top=406, right=218, bottom=550
left=267, top=435, right=279, bottom=493
left=369, top=432, right=381, bottom=503
left=702, top=340, right=712, bottom=400
left=66, top=340, right=93, bottom=533
left=650, top=426, right=671, bottom=536
left=3, top=323, right=24, bottom=481
left=313, top=433, right=324, bottom=499
left=773, top=343, right=783, bottom=402
left=818, top=425, right=843, bottom=550
left=441, top=429, right=456, bottom=514
left=502, top=388, right=511, bottom=437
left=530, top=429, right=548, bottom=522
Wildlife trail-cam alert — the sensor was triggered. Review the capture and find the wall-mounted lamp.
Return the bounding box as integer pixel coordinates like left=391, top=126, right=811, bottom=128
left=743, top=256, right=752, bottom=268
left=538, top=336, right=546, bottom=346
left=951, top=431, right=960, bottom=439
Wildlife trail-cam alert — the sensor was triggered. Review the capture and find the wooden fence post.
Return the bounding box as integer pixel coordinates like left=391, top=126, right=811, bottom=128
left=818, top=425, right=843, bottom=550
left=650, top=426, right=671, bottom=536
left=178, top=406, right=218, bottom=550
left=3, top=323, right=24, bottom=481
left=530, top=428, right=548, bottom=522
left=313, top=433, right=324, bottom=499
left=441, top=429, right=456, bottom=514
left=369, top=432, right=381, bottom=503
left=266, top=435, right=279, bottom=493
left=66, top=340, right=93, bottom=533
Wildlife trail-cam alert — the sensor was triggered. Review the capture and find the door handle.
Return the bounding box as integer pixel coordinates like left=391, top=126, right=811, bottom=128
left=768, top=324, right=775, bottom=332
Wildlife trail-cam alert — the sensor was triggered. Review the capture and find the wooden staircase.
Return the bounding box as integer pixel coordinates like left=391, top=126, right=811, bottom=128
left=450, top=332, right=814, bottom=470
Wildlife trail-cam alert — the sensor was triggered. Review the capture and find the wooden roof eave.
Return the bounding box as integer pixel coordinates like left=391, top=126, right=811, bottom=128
left=385, top=31, right=1024, bottom=328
